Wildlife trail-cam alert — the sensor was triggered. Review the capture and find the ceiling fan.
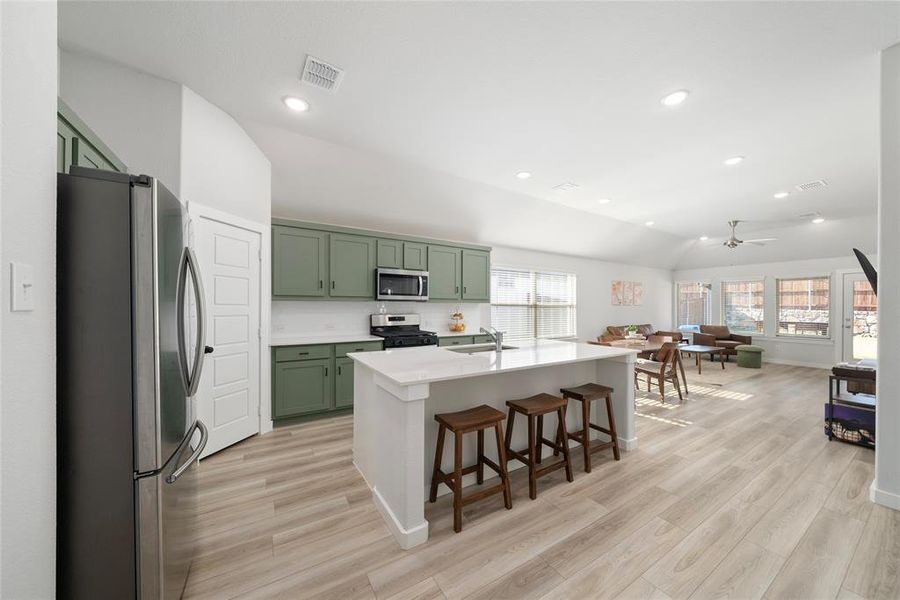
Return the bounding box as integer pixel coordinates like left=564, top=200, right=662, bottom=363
left=721, top=220, right=777, bottom=249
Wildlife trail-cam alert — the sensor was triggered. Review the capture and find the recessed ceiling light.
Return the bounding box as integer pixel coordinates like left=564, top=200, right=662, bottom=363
left=699, top=235, right=709, bottom=241
left=723, top=156, right=744, bottom=166
left=645, top=221, right=655, bottom=227
left=661, top=89, right=690, bottom=107
left=516, top=171, right=532, bottom=179
left=812, top=216, right=825, bottom=224
left=283, top=96, right=309, bottom=112
left=597, top=198, right=611, bottom=204
left=773, top=191, right=790, bottom=199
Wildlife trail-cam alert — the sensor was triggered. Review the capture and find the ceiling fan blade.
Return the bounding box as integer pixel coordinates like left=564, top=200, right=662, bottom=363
left=746, top=241, right=768, bottom=246
left=743, top=238, right=777, bottom=243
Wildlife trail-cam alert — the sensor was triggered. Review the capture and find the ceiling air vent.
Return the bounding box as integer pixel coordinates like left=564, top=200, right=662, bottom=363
left=552, top=182, right=580, bottom=192
left=795, top=179, right=828, bottom=192
left=301, top=56, right=344, bottom=93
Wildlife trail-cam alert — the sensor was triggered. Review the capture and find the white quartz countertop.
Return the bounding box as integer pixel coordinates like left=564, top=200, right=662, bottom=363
left=269, top=333, right=383, bottom=346
left=348, top=339, right=637, bottom=386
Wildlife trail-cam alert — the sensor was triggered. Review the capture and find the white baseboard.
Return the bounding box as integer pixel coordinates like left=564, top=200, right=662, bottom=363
left=870, top=481, right=900, bottom=511
left=371, top=486, right=429, bottom=550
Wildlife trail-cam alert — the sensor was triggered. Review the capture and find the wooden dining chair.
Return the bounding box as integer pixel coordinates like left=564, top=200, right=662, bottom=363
left=634, top=342, right=684, bottom=403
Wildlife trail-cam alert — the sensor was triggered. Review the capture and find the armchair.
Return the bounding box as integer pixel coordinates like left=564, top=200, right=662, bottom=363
left=694, top=325, right=752, bottom=360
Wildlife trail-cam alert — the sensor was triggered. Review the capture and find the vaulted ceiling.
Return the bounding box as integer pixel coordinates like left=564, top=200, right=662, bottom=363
left=59, top=1, right=899, bottom=268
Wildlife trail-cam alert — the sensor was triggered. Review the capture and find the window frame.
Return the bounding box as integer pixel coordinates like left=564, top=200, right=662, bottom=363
left=489, top=266, right=577, bottom=342
left=720, top=278, right=765, bottom=335
left=775, top=275, right=832, bottom=339
left=674, top=281, right=712, bottom=327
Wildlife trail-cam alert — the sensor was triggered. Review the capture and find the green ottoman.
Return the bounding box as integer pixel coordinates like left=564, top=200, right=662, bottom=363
left=736, top=345, right=763, bottom=368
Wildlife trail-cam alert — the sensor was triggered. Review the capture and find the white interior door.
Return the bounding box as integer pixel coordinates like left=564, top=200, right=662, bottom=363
left=194, top=216, right=261, bottom=457
left=842, top=272, right=878, bottom=362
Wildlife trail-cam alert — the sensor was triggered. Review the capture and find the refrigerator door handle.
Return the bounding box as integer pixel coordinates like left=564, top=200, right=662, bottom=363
left=176, top=247, right=208, bottom=397
left=166, top=420, right=208, bottom=484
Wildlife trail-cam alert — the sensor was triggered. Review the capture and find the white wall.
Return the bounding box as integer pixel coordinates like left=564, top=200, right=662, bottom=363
left=59, top=50, right=183, bottom=194
left=491, top=246, right=673, bottom=341
left=873, top=43, right=900, bottom=510
left=675, top=255, right=866, bottom=368
left=0, top=1, right=58, bottom=596
left=180, top=87, right=271, bottom=225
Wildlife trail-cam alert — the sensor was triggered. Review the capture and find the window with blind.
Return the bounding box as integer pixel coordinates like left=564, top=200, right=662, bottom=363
left=490, top=268, right=577, bottom=341
left=676, top=282, right=711, bottom=327
left=721, top=280, right=764, bottom=333
left=776, top=277, right=830, bottom=337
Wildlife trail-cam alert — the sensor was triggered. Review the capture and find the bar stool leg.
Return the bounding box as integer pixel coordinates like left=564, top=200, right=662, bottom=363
left=476, top=429, right=485, bottom=484
left=581, top=398, right=592, bottom=472
left=429, top=424, right=446, bottom=503
left=535, top=414, right=544, bottom=464
left=557, top=406, right=574, bottom=482
left=494, top=423, right=512, bottom=509
left=527, top=414, right=538, bottom=500
left=453, top=430, right=463, bottom=533
left=605, top=394, right=621, bottom=460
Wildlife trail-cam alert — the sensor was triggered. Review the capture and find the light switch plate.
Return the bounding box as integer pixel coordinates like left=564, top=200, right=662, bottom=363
left=10, top=262, right=35, bottom=312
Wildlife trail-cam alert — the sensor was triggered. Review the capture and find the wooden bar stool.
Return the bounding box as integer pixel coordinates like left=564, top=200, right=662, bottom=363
left=504, top=393, right=574, bottom=499
left=429, top=405, right=512, bottom=533
left=560, top=383, right=620, bottom=472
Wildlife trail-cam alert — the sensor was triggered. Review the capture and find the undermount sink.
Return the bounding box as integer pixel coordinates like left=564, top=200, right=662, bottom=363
left=447, top=343, right=517, bottom=354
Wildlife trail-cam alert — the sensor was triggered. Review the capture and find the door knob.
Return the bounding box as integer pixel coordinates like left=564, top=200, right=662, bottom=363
left=204, top=346, right=215, bottom=354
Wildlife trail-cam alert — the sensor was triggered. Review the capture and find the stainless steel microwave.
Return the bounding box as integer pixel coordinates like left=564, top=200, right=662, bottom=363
left=376, top=268, right=429, bottom=301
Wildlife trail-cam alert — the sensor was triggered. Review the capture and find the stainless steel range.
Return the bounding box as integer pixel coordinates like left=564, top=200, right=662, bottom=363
left=370, top=313, right=438, bottom=348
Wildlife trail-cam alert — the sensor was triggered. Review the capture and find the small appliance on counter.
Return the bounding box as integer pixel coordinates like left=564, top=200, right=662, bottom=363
left=370, top=313, right=438, bottom=348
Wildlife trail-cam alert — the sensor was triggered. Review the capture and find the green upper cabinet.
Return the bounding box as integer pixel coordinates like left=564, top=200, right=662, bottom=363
left=273, top=226, right=328, bottom=297
left=428, top=245, right=462, bottom=300
left=330, top=233, right=376, bottom=297
left=403, top=242, right=428, bottom=271
left=376, top=239, right=403, bottom=269
left=57, top=99, right=126, bottom=174
left=462, top=249, right=491, bottom=302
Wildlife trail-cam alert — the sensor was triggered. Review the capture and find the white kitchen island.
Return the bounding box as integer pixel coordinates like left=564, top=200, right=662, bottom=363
left=349, top=339, right=638, bottom=549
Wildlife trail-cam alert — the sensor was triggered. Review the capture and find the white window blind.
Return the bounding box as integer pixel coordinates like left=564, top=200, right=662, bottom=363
left=676, top=282, right=711, bottom=327
left=721, top=280, right=764, bottom=333
left=491, top=268, right=577, bottom=341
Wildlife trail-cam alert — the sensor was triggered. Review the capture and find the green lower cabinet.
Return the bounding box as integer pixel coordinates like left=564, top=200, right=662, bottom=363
left=472, top=334, right=493, bottom=344
left=334, top=357, right=355, bottom=408
left=273, top=358, right=333, bottom=418
left=439, top=336, right=474, bottom=346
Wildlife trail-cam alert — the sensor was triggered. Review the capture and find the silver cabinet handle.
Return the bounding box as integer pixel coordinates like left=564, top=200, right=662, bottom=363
left=167, top=420, right=208, bottom=484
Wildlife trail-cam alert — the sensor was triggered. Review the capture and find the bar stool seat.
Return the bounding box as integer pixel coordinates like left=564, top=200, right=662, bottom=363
left=505, top=393, right=574, bottom=499
left=430, top=405, right=512, bottom=533
left=560, top=383, right=620, bottom=473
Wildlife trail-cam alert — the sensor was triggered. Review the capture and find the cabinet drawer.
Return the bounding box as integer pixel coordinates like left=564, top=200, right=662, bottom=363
left=274, top=344, right=332, bottom=362
left=334, top=341, right=383, bottom=357
left=472, top=334, right=493, bottom=344
left=439, top=336, right=474, bottom=347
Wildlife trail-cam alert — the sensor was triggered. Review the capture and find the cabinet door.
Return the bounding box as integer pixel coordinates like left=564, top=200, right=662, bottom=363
left=272, top=226, right=328, bottom=297
left=376, top=239, right=403, bottom=268
left=330, top=234, right=376, bottom=297
left=438, top=336, right=474, bottom=347
left=75, top=138, right=117, bottom=172
left=428, top=245, right=462, bottom=300
left=403, top=242, right=428, bottom=271
left=334, top=357, right=355, bottom=408
left=57, top=117, right=77, bottom=174
left=273, top=358, right=333, bottom=418
left=462, top=250, right=491, bottom=301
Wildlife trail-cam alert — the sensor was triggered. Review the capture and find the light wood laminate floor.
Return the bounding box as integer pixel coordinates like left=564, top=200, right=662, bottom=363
left=183, top=363, right=899, bottom=600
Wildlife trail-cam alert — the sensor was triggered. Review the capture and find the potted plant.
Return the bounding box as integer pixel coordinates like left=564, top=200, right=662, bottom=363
left=625, top=324, right=640, bottom=339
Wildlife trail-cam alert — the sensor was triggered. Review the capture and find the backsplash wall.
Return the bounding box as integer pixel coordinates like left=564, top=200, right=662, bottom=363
left=272, top=300, right=491, bottom=338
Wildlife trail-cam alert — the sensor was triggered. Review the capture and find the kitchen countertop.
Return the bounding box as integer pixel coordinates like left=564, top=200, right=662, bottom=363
left=269, top=333, right=383, bottom=346
left=348, top=339, right=637, bottom=386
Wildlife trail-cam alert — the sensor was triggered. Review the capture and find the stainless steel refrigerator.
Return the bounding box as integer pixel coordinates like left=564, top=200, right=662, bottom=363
left=57, top=167, right=210, bottom=599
